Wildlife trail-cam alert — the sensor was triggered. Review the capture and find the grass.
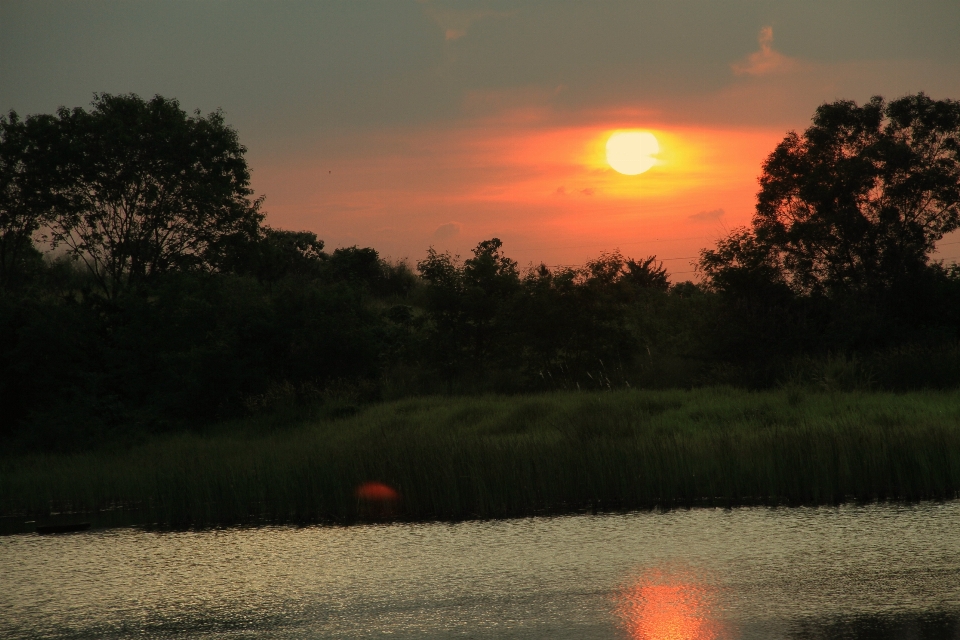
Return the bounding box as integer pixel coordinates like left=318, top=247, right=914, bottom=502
left=3, top=387, right=960, bottom=531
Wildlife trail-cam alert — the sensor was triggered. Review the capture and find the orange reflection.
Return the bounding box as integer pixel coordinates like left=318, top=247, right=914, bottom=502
left=355, top=481, right=399, bottom=501
left=616, top=569, right=725, bottom=640
left=355, top=481, right=400, bottom=520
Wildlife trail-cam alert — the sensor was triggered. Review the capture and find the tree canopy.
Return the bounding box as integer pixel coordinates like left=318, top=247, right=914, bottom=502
left=1, top=93, right=264, bottom=297
left=700, top=93, right=960, bottom=296
left=0, top=111, right=55, bottom=288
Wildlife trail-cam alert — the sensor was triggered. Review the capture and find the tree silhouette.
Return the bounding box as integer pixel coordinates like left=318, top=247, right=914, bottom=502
left=461, top=239, right=519, bottom=359
left=624, top=256, right=670, bottom=292
left=417, top=238, right=520, bottom=369
left=25, top=94, right=264, bottom=298
left=0, top=112, right=57, bottom=288
left=701, top=94, right=960, bottom=296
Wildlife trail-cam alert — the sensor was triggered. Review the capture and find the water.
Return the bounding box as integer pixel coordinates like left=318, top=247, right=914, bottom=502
left=2, top=502, right=960, bottom=639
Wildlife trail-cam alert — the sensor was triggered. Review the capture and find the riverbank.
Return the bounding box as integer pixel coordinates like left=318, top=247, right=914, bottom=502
left=3, top=387, right=960, bottom=532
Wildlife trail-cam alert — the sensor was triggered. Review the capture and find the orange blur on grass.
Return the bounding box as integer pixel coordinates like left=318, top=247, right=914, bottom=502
left=354, top=481, right=400, bottom=501
left=616, top=569, right=726, bottom=640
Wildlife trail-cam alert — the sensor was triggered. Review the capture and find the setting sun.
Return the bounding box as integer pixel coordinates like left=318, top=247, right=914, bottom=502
left=606, top=131, right=660, bottom=175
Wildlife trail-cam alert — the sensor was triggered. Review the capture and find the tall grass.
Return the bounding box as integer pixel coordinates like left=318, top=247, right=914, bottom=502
left=3, top=388, right=960, bottom=531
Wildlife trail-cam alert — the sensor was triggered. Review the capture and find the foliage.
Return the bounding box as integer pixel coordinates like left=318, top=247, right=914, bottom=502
left=624, top=255, right=670, bottom=291
left=4, top=92, right=960, bottom=453
left=700, top=93, right=960, bottom=296
left=0, top=111, right=52, bottom=289
left=416, top=238, right=520, bottom=375
left=221, top=227, right=328, bottom=282
left=18, top=94, right=264, bottom=298
left=4, top=388, right=960, bottom=530
left=414, top=242, right=672, bottom=389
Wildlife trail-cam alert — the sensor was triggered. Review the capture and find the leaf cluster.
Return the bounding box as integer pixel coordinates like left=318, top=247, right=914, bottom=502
left=700, top=93, right=960, bottom=298
left=1, top=93, right=264, bottom=298
left=415, top=241, right=674, bottom=388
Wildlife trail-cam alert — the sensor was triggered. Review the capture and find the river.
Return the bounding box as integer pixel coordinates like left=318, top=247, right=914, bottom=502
left=3, top=502, right=960, bottom=639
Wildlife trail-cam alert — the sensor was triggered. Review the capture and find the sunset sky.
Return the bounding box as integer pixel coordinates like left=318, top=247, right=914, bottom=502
left=3, top=1, right=960, bottom=276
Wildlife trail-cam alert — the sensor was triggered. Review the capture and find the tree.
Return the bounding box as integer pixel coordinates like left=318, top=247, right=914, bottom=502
left=581, top=251, right=669, bottom=294
left=461, top=238, right=520, bottom=359
left=326, top=246, right=383, bottom=289
left=700, top=94, right=960, bottom=296
left=417, top=238, right=520, bottom=371
left=0, top=112, right=56, bottom=288
left=28, top=93, right=263, bottom=298
left=218, top=227, right=328, bottom=282
left=624, top=256, right=670, bottom=292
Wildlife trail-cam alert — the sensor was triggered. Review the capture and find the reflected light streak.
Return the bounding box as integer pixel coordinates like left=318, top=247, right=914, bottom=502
left=616, top=570, right=725, bottom=640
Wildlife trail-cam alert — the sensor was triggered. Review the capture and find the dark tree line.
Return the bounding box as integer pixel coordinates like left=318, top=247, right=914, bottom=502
left=3, top=93, right=960, bottom=451
left=415, top=240, right=670, bottom=391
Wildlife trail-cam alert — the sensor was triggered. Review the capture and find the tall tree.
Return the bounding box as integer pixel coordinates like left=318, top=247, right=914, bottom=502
left=0, top=112, right=57, bottom=288
left=417, top=238, right=521, bottom=370
left=461, top=238, right=520, bottom=359
left=33, top=94, right=263, bottom=298
left=700, top=94, right=960, bottom=296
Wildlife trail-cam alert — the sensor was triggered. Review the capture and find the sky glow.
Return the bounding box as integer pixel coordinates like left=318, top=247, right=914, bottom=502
left=3, top=1, right=960, bottom=271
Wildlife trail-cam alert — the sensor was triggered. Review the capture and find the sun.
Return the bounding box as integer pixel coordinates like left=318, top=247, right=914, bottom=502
left=606, top=131, right=659, bottom=175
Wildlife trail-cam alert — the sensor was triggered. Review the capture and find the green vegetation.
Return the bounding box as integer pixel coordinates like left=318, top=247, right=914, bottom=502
left=3, top=93, right=960, bottom=451
left=3, top=388, right=960, bottom=531
left=3, top=94, right=960, bottom=529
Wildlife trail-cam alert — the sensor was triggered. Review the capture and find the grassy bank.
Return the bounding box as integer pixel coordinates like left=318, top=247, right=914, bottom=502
left=3, top=387, right=960, bottom=531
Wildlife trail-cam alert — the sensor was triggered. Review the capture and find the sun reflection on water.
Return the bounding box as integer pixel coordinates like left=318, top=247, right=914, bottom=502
left=616, top=568, right=726, bottom=640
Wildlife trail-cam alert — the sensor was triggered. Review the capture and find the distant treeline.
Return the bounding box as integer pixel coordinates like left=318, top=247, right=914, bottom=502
left=3, top=92, right=960, bottom=451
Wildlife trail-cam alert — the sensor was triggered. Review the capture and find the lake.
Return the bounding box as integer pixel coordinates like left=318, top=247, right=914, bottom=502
left=2, top=502, right=960, bottom=639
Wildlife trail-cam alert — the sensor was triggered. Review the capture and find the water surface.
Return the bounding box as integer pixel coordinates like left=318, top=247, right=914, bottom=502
left=3, top=502, right=960, bottom=639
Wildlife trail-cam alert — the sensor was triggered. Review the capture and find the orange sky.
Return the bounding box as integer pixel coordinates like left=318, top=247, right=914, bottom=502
left=253, top=102, right=960, bottom=278
left=236, top=10, right=960, bottom=278
left=251, top=114, right=788, bottom=275
left=9, top=2, right=958, bottom=279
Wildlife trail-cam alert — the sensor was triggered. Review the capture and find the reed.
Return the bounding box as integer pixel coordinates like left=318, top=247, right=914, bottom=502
left=3, top=387, right=960, bottom=530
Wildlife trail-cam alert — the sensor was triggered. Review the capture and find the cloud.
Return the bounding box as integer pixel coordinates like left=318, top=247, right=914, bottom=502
left=688, top=208, right=725, bottom=222
left=461, top=86, right=561, bottom=122
left=731, top=27, right=796, bottom=76
left=433, top=221, right=461, bottom=240
left=580, top=188, right=595, bottom=196
left=420, top=3, right=513, bottom=41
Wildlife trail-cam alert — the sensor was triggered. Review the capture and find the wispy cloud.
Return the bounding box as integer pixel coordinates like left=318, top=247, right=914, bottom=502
left=731, top=27, right=796, bottom=76
left=420, top=2, right=513, bottom=41
left=433, top=221, right=461, bottom=240
left=688, top=208, right=725, bottom=222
